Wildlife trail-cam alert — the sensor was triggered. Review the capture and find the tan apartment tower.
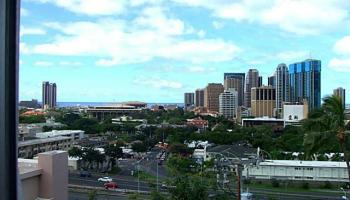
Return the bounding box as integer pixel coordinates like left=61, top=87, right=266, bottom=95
left=333, top=87, right=346, bottom=108
left=244, top=69, right=260, bottom=108
left=251, top=85, right=276, bottom=118
left=224, top=78, right=242, bottom=106
left=204, top=83, right=224, bottom=112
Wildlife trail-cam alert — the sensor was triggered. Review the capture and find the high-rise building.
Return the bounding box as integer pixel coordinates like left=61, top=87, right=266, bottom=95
left=275, top=63, right=290, bottom=118
left=224, top=73, right=245, bottom=106
left=244, top=69, right=260, bottom=108
left=224, top=78, right=243, bottom=106
left=268, top=75, right=275, bottom=87
left=195, top=89, right=205, bottom=107
left=251, top=86, right=276, bottom=118
left=42, top=81, right=57, bottom=109
left=289, top=59, right=321, bottom=110
left=333, top=87, right=346, bottom=108
left=184, top=92, right=195, bottom=110
left=204, top=83, right=224, bottom=112
left=219, top=89, right=238, bottom=119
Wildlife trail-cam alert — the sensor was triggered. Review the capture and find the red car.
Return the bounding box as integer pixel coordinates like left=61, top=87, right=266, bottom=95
left=104, top=182, right=118, bottom=189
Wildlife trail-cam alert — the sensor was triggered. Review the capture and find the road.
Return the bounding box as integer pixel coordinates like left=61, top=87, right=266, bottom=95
left=69, top=173, right=151, bottom=191
left=69, top=191, right=129, bottom=200
left=117, top=148, right=168, bottom=179
left=70, top=172, right=346, bottom=200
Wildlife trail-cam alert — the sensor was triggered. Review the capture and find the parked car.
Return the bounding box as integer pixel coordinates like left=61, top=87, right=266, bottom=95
left=104, top=182, right=118, bottom=189
left=79, top=171, right=91, bottom=177
left=98, top=177, right=113, bottom=182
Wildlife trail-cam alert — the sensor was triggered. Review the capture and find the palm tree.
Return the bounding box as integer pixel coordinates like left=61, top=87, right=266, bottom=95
left=303, top=95, right=350, bottom=180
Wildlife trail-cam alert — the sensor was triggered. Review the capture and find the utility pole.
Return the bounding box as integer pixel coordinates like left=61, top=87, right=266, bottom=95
left=156, top=159, right=159, bottom=192
left=236, top=164, right=242, bottom=200
left=137, top=163, right=140, bottom=193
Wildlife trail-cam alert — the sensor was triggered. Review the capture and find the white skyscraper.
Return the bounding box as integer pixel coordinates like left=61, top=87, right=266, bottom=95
left=219, top=89, right=238, bottom=119
left=276, top=63, right=289, bottom=118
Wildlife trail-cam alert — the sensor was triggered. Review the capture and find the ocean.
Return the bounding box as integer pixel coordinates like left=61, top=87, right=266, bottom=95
left=57, top=102, right=184, bottom=108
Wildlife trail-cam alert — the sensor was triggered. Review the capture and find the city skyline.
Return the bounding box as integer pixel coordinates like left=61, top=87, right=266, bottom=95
left=19, top=0, right=350, bottom=103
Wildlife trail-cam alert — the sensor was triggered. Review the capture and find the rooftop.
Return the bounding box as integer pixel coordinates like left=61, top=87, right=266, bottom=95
left=242, top=117, right=284, bottom=121
left=36, top=130, right=84, bottom=138
left=18, top=136, right=71, bottom=147
left=207, top=144, right=257, bottom=159
left=260, top=160, right=347, bottom=168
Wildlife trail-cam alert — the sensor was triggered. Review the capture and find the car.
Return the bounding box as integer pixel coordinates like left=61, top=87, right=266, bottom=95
left=98, top=177, right=113, bottom=182
left=104, top=182, right=118, bottom=189
left=79, top=171, right=91, bottom=177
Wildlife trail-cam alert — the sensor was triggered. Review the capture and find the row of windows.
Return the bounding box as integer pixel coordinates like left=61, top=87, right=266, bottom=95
left=295, top=167, right=313, bottom=171
left=295, top=176, right=313, bottom=179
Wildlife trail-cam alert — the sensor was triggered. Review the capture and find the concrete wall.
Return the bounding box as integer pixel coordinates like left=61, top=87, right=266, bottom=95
left=38, top=151, right=68, bottom=200
left=22, top=176, right=40, bottom=200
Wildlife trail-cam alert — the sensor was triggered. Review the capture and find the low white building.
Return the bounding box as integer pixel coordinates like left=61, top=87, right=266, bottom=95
left=36, top=130, right=85, bottom=141
left=283, top=101, right=308, bottom=126
left=243, top=160, right=348, bottom=182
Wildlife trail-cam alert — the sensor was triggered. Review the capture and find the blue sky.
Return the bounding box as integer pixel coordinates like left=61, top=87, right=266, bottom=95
left=19, top=0, right=350, bottom=103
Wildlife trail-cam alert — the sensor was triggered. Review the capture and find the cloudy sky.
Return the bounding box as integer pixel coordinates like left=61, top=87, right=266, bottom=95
left=20, top=0, right=350, bottom=103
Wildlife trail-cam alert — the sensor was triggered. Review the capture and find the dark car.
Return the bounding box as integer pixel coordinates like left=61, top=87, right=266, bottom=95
left=79, top=171, right=91, bottom=177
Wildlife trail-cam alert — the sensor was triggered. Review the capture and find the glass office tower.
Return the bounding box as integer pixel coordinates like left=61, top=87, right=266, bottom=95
left=289, top=59, right=321, bottom=110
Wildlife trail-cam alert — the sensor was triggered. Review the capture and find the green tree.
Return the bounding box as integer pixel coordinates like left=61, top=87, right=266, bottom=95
left=104, top=144, right=123, bottom=170
left=303, top=95, right=350, bottom=180
left=82, top=148, right=101, bottom=170
left=168, top=143, right=193, bottom=155
left=167, top=155, right=196, bottom=174
left=131, top=141, right=148, bottom=153
left=169, top=176, right=207, bottom=200
left=57, top=112, right=81, bottom=126
left=72, top=118, right=101, bottom=134
left=68, top=146, right=83, bottom=158
left=19, top=115, right=46, bottom=123
left=150, top=190, right=167, bottom=200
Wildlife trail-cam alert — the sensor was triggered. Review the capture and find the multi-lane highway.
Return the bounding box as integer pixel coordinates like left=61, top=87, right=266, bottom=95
left=69, top=173, right=151, bottom=191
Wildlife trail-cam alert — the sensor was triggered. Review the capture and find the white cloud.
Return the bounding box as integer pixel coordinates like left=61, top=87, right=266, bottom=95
left=212, top=21, right=224, bottom=29
left=329, top=35, right=350, bottom=72
left=27, top=8, right=240, bottom=66
left=333, top=36, right=350, bottom=55
left=29, top=0, right=128, bottom=16
left=59, top=61, right=82, bottom=66
left=173, top=0, right=350, bottom=35
left=197, top=30, right=206, bottom=38
left=133, top=77, right=183, bottom=89
left=34, top=61, right=54, bottom=67
left=20, top=42, right=30, bottom=54
left=20, top=26, right=46, bottom=37
left=20, top=8, right=29, bottom=16
left=276, top=51, right=309, bottom=62
left=188, top=66, right=215, bottom=73
left=329, top=58, right=350, bottom=72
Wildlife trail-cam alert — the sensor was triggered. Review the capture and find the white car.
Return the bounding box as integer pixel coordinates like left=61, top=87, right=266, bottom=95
left=98, top=177, right=112, bottom=182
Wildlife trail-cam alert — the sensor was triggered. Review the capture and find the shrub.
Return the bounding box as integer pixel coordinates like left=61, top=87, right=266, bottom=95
left=243, top=179, right=251, bottom=185
left=301, top=182, right=309, bottom=190
left=271, top=179, right=279, bottom=188
left=322, top=181, right=332, bottom=189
